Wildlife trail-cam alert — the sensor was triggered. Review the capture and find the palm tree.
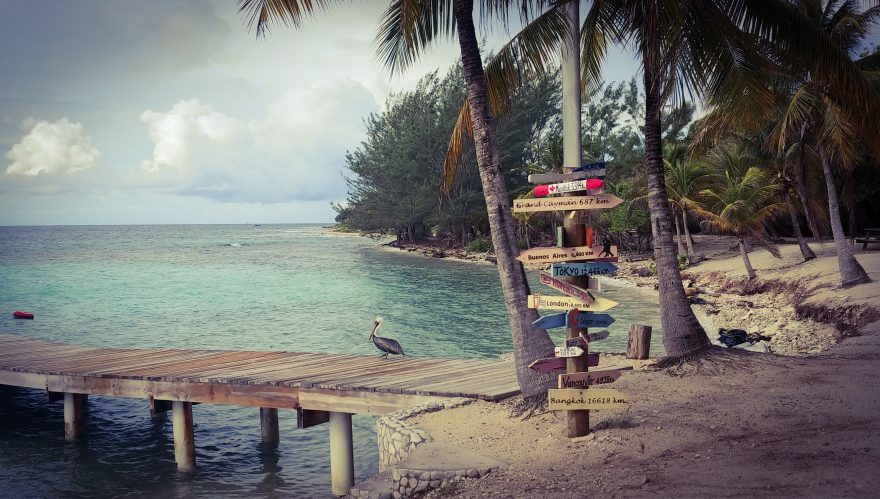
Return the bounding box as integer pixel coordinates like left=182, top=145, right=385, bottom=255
left=237, top=0, right=559, bottom=398
left=441, top=0, right=871, bottom=359
left=771, top=0, right=878, bottom=287
left=696, top=165, right=785, bottom=279
left=665, top=158, right=712, bottom=265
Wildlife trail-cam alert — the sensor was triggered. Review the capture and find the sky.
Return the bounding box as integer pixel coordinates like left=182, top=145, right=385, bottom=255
left=0, top=1, right=641, bottom=226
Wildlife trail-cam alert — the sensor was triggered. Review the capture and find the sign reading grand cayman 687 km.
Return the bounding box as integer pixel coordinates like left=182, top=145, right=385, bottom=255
left=527, top=294, right=619, bottom=311
left=547, top=388, right=629, bottom=410
left=512, top=194, right=623, bottom=213
left=517, top=245, right=618, bottom=264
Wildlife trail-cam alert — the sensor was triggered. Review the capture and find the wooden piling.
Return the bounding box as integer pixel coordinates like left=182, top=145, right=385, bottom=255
left=260, top=407, right=279, bottom=443
left=627, top=324, right=652, bottom=360
left=172, top=401, right=195, bottom=472
left=328, top=411, right=354, bottom=496
left=63, top=393, right=86, bottom=441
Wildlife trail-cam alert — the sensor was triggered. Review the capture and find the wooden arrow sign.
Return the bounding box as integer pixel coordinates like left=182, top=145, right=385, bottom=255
left=517, top=245, right=618, bottom=264
left=533, top=178, right=604, bottom=197
left=555, top=346, right=585, bottom=357
left=551, top=262, right=619, bottom=278
left=548, top=388, right=629, bottom=410
left=565, top=336, right=588, bottom=349
left=528, top=294, right=619, bottom=311
left=568, top=312, right=616, bottom=328
left=557, top=369, right=623, bottom=389
left=528, top=357, right=566, bottom=372
left=528, top=170, right=599, bottom=184
left=530, top=354, right=599, bottom=372
left=534, top=311, right=615, bottom=329
left=587, top=330, right=610, bottom=342
left=512, top=195, right=623, bottom=213
left=539, top=272, right=594, bottom=304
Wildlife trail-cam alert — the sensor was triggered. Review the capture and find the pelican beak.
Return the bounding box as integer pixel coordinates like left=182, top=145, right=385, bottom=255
left=369, top=319, right=381, bottom=339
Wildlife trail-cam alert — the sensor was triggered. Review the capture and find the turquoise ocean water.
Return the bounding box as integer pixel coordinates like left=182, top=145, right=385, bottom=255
left=0, top=224, right=663, bottom=497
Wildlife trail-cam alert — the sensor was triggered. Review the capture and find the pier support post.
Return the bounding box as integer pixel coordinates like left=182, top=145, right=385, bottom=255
left=172, top=401, right=195, bottom=472
left=64, top=393, right=86, bottom=441
left=328, top=411, right=354, bottom=496
left=260, top=407, right=279, bottom=444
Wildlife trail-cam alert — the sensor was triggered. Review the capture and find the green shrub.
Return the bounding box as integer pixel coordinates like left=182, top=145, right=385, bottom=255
left=467, top=236, right=492, bottom=253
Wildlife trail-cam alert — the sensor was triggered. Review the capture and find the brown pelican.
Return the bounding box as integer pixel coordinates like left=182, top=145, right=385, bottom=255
left=369, top=317, right=405, bottom=357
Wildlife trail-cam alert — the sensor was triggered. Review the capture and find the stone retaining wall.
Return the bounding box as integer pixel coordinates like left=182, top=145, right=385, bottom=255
left=376, top=398, right=473, bottom=472
left=391, top=466, right=491, bottom=498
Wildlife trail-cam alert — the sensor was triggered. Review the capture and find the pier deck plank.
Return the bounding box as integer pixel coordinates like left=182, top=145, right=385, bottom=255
left=0, top=333, right=519, bottom=415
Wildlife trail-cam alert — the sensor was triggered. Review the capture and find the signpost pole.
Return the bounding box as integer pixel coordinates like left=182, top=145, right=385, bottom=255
left=561, top=0, right=589, bottom=438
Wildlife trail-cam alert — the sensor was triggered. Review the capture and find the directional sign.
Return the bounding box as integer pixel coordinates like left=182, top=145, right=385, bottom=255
left=517, top=245, right=618, bottom=264
left=533, top=178, right=604, bottom=197
left=528, top=168, right=606, bottom=184
left=530, top=353, right=599, bottom=372
left=587, top=330, right=610, bottom=342
left=557, top=369, right=622, bottom=389
left=567, top=312, right=616, bottom=329
left=573, top=161, right=607, bottom=173
left=555, top=346, right=585, bottom=357
left=534, top=311, right=615, bottom=329
left=547, top=388, right=629, bottom=411
left=565, top=336, right=588, bottom=349
left=539, top=272, right=594, bottom=304
left=512, top=195, right=623, bottom=213
left=528, top=356, right=566, bottom=372
left=551, top=262, right=619, bottom=278
left=528, top=294, right=619, bottom=311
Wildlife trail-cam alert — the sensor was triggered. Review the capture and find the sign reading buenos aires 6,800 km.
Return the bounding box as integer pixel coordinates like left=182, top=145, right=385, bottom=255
left=516, top=245, right=618, bottom=264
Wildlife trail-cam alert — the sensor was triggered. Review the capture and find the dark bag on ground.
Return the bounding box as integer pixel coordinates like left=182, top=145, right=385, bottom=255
left=718, top=328, right=749, bottom=347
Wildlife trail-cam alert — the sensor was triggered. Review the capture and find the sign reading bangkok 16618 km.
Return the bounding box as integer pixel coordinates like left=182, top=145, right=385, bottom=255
left=547, top=388, right=629, bottom=410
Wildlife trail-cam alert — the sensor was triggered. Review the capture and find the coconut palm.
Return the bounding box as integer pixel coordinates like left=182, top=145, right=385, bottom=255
left=665, top=158, right=712, bottom=265
left=696, top=165, right=785, bottom=279
left=237, top=0, right=561, bottom=397
left=440, top=0, right=874, bottom=359
left=771, top=0, right=878, bottom=287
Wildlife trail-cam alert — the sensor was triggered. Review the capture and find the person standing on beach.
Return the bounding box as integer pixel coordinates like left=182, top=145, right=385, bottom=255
left=599, top=237, right=614, bottom=258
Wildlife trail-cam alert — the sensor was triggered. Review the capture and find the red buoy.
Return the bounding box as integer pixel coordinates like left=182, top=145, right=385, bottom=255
left=13, top=311, right=34, bottom=320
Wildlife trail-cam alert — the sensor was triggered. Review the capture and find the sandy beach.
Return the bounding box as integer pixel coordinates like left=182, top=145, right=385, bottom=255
left=378, top=236, right=880, bottom=497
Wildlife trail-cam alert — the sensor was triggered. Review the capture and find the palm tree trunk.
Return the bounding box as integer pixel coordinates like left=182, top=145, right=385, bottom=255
left=682, top=209, right=698, bottom=265
left=784, top=189, right=816, bottom=261
left=673, top=207, right=685, bottom=258
left=641, top=13, right=710, bottom=358
left=738, top=237, right=757, bottom=279
left=819, top=149, right=870, bottom=287
left=452, top=0, right=554, bottom=397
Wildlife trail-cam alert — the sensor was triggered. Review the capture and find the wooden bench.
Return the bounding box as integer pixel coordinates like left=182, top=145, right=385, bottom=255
left=855, top=237, right=880, bottom=250
left=855, top=228, right=880, bottom=249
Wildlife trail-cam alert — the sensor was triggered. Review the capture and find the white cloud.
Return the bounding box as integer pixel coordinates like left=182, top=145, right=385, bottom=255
left=5, top=118, right=101, bottom=176
left=132, top=80, right=378, bottom=204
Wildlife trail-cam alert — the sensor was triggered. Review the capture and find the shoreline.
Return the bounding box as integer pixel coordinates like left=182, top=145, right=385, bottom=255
left=329, top=226, right=878, bottom=357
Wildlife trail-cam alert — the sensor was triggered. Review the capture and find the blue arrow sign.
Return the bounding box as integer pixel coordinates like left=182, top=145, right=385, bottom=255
left=568, top=312, right=616, bottom=329
left=551, top=262, right=619, bottom=278
left=572, top=161, right=606, bottom=173
left=533, top=311, right=615, bottom=329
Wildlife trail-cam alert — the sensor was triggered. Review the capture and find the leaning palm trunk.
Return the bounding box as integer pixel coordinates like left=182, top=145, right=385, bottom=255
left=642, top=20, right=710, bottom=358
left=673, top=208, right=686, bottom=259
left=784, top=190, right=816, bottom=261
left=452, top=0, right=554, bottom=397
left=682, top=209, right=697, bottom=264
left=738, top=237, right=757, bottom=279
left=819, top=149, right=870, bottom=287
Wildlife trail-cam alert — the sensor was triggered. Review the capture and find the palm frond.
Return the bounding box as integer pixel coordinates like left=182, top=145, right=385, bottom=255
left=237, top=0, right=333, bottom=37
left=374, top=0, right=455, bottom=74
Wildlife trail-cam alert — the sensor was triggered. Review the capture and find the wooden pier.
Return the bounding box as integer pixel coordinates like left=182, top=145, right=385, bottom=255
left=0, top=333, right=519, bottom=495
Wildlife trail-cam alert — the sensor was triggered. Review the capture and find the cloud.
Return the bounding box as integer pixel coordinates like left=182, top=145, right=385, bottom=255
left=5, top=117, right=101, bottom=176
left=132, top=80, right=378, bottom=204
